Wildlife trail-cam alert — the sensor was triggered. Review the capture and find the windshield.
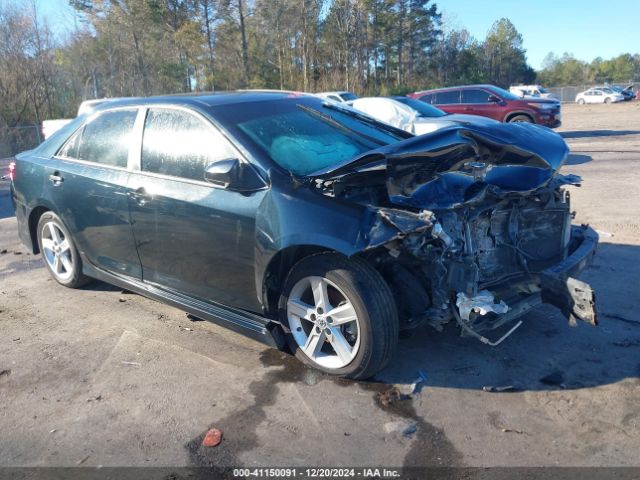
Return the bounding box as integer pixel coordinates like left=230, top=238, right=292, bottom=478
left=487, top=85, right=521, bottom=100
left=539, top=87, right=549, bottom=94
left=212, top=97, right=406, bottom=176
left=339, top=92, right=358, bottom=101
left=392, top=97, right=447, bottom=118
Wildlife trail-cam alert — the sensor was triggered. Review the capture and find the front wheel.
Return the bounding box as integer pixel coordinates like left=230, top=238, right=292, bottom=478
left=508, top=114, right=533, bottom=123
left=577, top=98, right=585, bottom=105
left=604, top=97, right=612, bottom=104
left=278, top=253, right=399, bottom=379
left=37, top=211, right=91, bottom=288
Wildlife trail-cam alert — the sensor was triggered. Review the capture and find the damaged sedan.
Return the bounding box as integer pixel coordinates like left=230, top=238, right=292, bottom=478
left=10, top=91, right=597, bottom=379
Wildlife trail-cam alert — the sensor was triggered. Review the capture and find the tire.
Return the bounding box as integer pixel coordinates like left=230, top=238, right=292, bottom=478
left=508, top=114, right=533, bottom=123
left=278, top=252, right=399, bottom=379
left=604, top=97, right=611, bottom=104
left=577, top=98, right=585, bottom=105
left=37, top=211, right=91, bottom=288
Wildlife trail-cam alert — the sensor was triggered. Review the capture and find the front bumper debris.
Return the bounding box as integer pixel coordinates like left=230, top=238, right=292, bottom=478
left=453, top=225, right=598, bottom=345
left=540, top=225, right=599, bottom=326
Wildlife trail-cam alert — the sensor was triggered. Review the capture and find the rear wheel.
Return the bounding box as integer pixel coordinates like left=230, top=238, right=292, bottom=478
left=508, top=114, right=533, bottom=123
left=278, top=253, right=398, bottom=379
left=37, top=212, right=91, bottom=288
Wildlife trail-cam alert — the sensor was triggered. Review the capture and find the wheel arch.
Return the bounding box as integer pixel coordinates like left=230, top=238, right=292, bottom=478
left=504, top=111, right=535, bottom=123
left=261, top=244, right=349, bottom=317
left=28, top=204, right=53, bottom=254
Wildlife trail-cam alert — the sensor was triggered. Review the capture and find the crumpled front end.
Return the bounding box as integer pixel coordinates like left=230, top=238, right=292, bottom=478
left=312, top=123, right=598, bottom=342
left=407, top=190, right=596, bottom=342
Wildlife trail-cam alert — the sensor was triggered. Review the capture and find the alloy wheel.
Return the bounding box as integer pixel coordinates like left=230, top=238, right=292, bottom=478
left=41, top=221, right=74, bottom=282
left=286, top=276, right=361, bottom=369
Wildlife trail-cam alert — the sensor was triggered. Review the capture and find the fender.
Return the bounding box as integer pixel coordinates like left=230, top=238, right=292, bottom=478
left=503, top=109, right=535, bottom=123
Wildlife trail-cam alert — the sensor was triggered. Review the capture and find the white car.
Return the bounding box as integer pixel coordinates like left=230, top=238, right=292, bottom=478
left=510, top=84, right=558, bottom=100
left=575, top=88, right=625, bottom=104
left=349, top=97, right=496, bottom=135
left=41, top=98, right=118, bottom=139
left=316, top=91, right=359, bottom=103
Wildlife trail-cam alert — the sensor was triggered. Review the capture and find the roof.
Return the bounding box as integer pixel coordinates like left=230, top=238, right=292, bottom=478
left=413, top=84, right=502, bottom=94
left=90, top=90, right=315, bottom=111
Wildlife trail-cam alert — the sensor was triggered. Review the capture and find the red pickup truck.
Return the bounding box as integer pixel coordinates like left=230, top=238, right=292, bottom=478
left=408, top=84, right=562, bottom=128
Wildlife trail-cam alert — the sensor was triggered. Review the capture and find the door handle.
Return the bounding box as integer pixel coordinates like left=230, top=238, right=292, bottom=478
left=129, top=187, right=152, bottom=206
left=49, top=172, right=64, bottom=185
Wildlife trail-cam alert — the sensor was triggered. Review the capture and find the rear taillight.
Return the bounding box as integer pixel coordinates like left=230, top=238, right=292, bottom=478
left=8, top=161, right=15, bottom=181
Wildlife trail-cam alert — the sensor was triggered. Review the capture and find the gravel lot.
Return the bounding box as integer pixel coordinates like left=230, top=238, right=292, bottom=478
left=0, top=102, right=639, bottom=469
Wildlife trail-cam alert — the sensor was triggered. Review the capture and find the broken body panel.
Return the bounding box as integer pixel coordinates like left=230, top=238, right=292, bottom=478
left=309, top=123, right=598, bottom=340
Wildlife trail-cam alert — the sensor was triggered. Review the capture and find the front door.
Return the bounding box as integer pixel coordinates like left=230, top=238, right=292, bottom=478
left=128, top=106, right=265, bottom=312
left=460, top=88, right=502, bottom=121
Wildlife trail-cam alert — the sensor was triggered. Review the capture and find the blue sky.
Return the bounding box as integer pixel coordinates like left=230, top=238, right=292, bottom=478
left=39, top=0, right=637, bottom=70
left=441, top=0, right=637, bottom=69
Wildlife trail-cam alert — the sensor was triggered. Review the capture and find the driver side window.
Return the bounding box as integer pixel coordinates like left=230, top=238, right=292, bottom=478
left=461, top=89, right=491, bottom=104
left=141, top=108, right=238, bottom=182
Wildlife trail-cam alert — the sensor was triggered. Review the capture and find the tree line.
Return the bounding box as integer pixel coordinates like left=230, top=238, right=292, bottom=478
left=0, top=0, right=638, bottom=132
left=538, top=52, right=640, bottom=87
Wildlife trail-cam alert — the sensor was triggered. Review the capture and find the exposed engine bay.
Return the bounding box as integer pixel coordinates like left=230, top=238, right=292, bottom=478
left=310, top=123, right=598, bottom=344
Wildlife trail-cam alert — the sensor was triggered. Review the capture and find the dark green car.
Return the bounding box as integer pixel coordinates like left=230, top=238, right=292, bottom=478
left=10, top=91, right=598, bottom=379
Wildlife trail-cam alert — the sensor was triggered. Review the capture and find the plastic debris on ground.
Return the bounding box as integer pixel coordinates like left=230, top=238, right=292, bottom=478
left=456, top=290, right=510, bottom=321
left=121, top=361, right=141, bottom=367
left=202, top=428, right=223, bottom=448
left=379, top=370, right=428, bottom=406
left=384, top=420, right=418, bottom=438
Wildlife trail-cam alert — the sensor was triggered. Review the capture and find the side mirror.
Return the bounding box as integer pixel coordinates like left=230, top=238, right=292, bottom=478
left=488, top=94, right=501, bottom=103
left=204, top=158, right=265, bottom=192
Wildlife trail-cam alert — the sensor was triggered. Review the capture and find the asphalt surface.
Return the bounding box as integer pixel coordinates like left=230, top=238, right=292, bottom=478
left=0, top=102, right=639, bottom=468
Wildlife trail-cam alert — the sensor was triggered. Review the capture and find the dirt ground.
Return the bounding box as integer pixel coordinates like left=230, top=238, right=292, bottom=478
left=0, top=102, right=639, bottom=469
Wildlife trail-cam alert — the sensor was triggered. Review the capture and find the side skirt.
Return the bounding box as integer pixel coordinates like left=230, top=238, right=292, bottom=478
left=82, top=261, right=283, bottom=349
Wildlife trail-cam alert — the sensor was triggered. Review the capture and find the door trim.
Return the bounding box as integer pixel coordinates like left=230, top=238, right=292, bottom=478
left=81, top=255, right=283, bottom=348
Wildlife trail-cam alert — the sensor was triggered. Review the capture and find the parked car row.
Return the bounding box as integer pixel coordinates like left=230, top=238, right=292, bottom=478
left=318, top=83, right=563, bottom=129
left=608, top=85, right=635, bottom=101
left=347, top=96, right=497, bottom=135
left=575, top=87, right=627, bottom=104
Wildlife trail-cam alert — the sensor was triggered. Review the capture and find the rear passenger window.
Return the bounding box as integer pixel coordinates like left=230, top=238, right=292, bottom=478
left=434, top=91, right=460, bottom=104
left=419, top=94, right=433, bottom=104
left=58, top=130, right=81, bottom=159
left=141, top=108, right=237, bottom=182
left=461, top=89, right=491, bottom=104
left=59, top=109, right=137, bottom=168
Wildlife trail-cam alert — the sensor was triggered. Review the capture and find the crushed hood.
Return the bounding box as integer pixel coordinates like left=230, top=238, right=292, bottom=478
left=311, top=122, right=574, bottom=210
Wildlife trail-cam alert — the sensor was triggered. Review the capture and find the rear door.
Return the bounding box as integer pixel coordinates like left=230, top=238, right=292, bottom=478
left=49, top=108, right=142, bottom=278
left=127, top=106, right=266, bottom=312
left=460, top=88, right=501, bottom=120
left=592, top=90, right=604, bottom=103
left=433, top=90, right=462, bottom=114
